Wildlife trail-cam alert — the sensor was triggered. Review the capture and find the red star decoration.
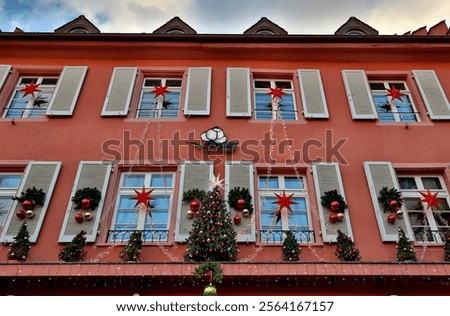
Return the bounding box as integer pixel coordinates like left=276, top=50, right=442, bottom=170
left=268, top=86, right=285, bottom=100
left=273, top=190, right=297, bottom=222
left=420, top=189, right=443, bottom=210
left=131, top=186, right=154, bottom=209
left=151, top=85, right=169, bottom=97
left=20, top=81, right=41, bottom=99
left=385, top=86, right=404, bottom=101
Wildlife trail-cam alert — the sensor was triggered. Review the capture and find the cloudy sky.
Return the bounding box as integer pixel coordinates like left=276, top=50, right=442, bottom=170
left=0, top=0, right=448, bottom=35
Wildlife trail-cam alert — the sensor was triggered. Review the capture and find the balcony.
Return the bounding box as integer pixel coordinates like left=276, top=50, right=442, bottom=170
left=107, top=229, right=169, bottom=243
left=260, top=229, right=315, bottom=243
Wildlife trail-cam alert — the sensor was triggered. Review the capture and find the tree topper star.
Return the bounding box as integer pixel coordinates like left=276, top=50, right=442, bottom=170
left=209, top=174, right=225, bottom=190
left=268, top=86, right=285, bottom=100
left=151, top=84, right=169, bottom=98
left=420, top=189, right=443, bottom=210
left=273, top=190, right=297, bottom=223
left=20, top=81, right=41, bottom=99
left=131, top=186, right=154, bottom=209
left=385, top=86, right=404, bottom=101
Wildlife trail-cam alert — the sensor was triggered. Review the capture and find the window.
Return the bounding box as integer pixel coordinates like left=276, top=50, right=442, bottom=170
left=137, top=78, right=182, bottom=118
left=398, top=175, right=450, bottom=243
left=108, top=172, right=174, bottom=243
left=370, top=80, right=419, bottom=122
left=3, top=77, right=58, bottom=118
left=258, top=175, right=313, bottom=243
left=0, top=174, right=22, bottom=234
left=254, top=79, right=297, bottom=120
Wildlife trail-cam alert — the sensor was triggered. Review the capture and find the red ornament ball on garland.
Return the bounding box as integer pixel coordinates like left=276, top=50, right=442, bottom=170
left=25, top=210, right=34, bottom=218
left=387, top=215, right=396, bottom=224
left=330, top=201, right=340, bottom=212
left=236, top=198, right=246, bottom=210
left=233, top=215, right=242, bottom=225
left=337, top=212, right=345, bottom=221
left=389, top=200, right=399, bottom=210
left=329, top=213, right=338, bottom=223
left=75, top=213, right=84, bottom=223
left=81, top=198, right=91, bottom=210
left=22, top=200, right=33, bottom=211
left=16, top=210, right=26, bottom=219
left=190, top=200, right=200, bottom=212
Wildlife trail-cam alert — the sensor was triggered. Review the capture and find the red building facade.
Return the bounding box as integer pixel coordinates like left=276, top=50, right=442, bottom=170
left=0, top=16, right=449, bottom=295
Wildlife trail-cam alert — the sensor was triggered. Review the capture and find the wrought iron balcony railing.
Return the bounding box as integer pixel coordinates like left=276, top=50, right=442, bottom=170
left=413, top=229, right=448, bottom=243
left=107, top=230, right=169, bottom=243
left=260, top=230, right=315, bottom=244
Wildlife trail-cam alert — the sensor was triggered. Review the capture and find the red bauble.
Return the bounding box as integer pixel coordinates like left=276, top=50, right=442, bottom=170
left=389, top=200, right=399, bottom=210
left=81, top=198, right=91, bottom=210
left=387, top=215, right=396, bottom=224
left=234, top=215, right=241, bottom=225
left=190, top=200, right=200, bottom=212
left=75, top=213, right=84, bottom=223
left=16, top=210, right=26, bottom=220
left=330, top=201, right=340, bottom=212
left=329, top=213, right=338, bottom=223
left=22, top=200, right=33, bottom=210
left=337, top=212, right=345, bottom=221
left=236, top=199, right=246, bottom=210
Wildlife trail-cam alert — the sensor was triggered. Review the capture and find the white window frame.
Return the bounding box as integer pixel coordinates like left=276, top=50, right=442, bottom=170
left=254, top=79, right=298, bottom=121
left=258, top=174, right=313, bottom=243
left=0, top=173, right=22, bottom=235
left=109, top=171, right=175, bottom=243
left=136, top=77, right=182, bottom=119
left=370, top=80, right=420, bottom=123
left=398, top=174, right=449, bottom=243
left=3, top=76, right=58, bottom=118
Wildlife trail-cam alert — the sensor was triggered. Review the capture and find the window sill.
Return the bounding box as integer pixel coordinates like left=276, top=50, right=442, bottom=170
left=95, top=242, right=174, bottom=247
left=375, top=121, right=434, bottom=127
left=0, top=117, right=49, bottom=123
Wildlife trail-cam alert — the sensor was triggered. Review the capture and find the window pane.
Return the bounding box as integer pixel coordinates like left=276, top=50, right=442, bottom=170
left=278, top=94, right=296, bottom=120
left=404, top=197, right=423, bottom=210
left=284, top=177, right=303, bottom=190
left=291, top=197, right=307, bottom=211
left=369, top=82, right=385, bottom=90
left=259, top=196, right=277, bottom=210
left=254, top=80, right=270, bottom=89
left=259, top=177, right=279, bottom=189
left=123, top=174, right=145, bottom=187
left=150, top=174, right=173, bottom=188
left=151, top=195, right=170, bottom=209
left=396, top=96, right=416, bottom=122
left=0, top=175, right=21, bottom=188
left=274, top=81, right=292, bottom=89
left=0, top=197, right=13, bottom=227
left=388, top=82, right=405, bottom=90
left=166, top=79, right=182, bottom=87
left=289, top=212, right=309, bottom=227
left=41, top=78, right=58, bottom=85
left=399, top=177, right=417, bottom=190
left=422, top=177, right=442, bottom=190
left=144, top=79, right=161, bottom=87
left=374, top=95, right=395, bottom=122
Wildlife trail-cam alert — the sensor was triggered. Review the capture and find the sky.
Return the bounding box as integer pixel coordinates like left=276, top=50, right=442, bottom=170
left=0, top=0, right=449, bottom=35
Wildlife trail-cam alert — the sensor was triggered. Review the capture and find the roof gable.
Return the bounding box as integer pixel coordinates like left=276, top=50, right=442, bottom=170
left=54, top=15, right=100, bottom=33
left=335, top=16, right=378, bottom=35
left=244, top=17, right=288, bottom=35
left=153, top=17, right=196, bottom=34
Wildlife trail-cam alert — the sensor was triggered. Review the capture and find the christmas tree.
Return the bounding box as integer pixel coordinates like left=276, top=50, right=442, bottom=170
left=59, top=230, right=87, bottom=262
left=120, top=231, right=143, bottom=262
left=282, top=231, right=301, bottom=261
left=396, top=227, right=416, bottom=262
left=444, top=233, right=450, bottom=262
left=335, top=229, right=361, bottom=261
left=7, top=221, right=31, bottom=261
left=184, top=186, right=238, bottom=262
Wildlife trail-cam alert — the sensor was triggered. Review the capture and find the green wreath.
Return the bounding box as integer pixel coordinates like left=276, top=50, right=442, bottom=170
left=378, top=186, right=403, bottom=212
left=71, top=187, right=102, bottom=210
left=227, top=187, right=254, bottom=214
left=194, top=261, right=223, bottom=284
left=321, top=190, right=347, bottom=213
left=183, top=189, right=207, bottom=203
left=13, top=187, right=46, bottom=207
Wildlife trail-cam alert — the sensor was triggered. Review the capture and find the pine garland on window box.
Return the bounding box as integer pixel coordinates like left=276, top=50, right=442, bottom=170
left=321, top=190, right=347, bottom=213
left=227, top=187, right=254, bottom=214
left=335, top=230, right=361, bottom=261
left=7, top=221, right=31, bottom=261
left=58, top=230, right=87, bottom=262
left=71, top=187, right=102, bottom=210
left=282, top=231, right=301, bottom=261
left=13, top=186, right=46, bottom=207
left=378, top=187, right=403, bottom=212
left=182, top=188, right=207, bottom=203
left=119, top=231, right=143, bottom=262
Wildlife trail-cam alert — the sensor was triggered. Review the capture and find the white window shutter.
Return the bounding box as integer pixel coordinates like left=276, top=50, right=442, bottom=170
left=46, top=66, right=88, bottom=116
left=312, top=163, right=353, bottom=242
left=298, top=69, right=329, bottom=118
left=58, top=161, right=112, bottom=243
left=183, top=67, right=211, bottom=115
left=226, top=68, right=251, bottom=117
left=225, top=161, right=255, bottom=242
left=413, top=70, right=450, bottom=120
left=0, top=161, right=61, bottom=243
left=175, top=161, right=213, bottom=242
left=0, top=65, right=11, bottom=91
left=342, top=70, right=378, bottom=120
left=101, top=67, right=137, bottom=116
left=363, top=162, right=413, bottom=242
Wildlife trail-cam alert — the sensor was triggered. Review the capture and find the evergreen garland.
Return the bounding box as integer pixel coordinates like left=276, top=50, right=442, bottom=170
left=13, top=186, right=45, bottom=206
left=182, top=189, right=207, bottom=203
left=321, top=190, right=347, bottom=213
left=282, top=231, right=301, bottom=261
left=378, top=187, right=403, bottom=212
left=71, top=187, right=102, bottom=210
left=58, top=230, right=87, bottom=262
left=7, top=221, right=31, bottom=261
left=445, top=233, right=450, bottom=262
left=396, top=227, right=416, bottom=262
left=120, top=231, right=143, bottom=262
left=335, top=229, right=361, bottom=261
left=228, top=187, right=254, bottom=214
left=194, top=261, right=223, bottom=283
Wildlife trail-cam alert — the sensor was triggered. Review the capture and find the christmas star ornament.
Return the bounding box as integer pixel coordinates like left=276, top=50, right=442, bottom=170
left=131, top=186, right=154, bottom=209
left=268, top=86, right=285, bottom=100
left=385, top=86, right=404, bottom=102
left=209, top=174, right=225, bottom=191
left=273, top=190, right=297, bottom=223
left=419, top=189, right=443, bottom=210
left=20, top=81, right=41, bottom=99
left=151, top=84, right=169, bottom=98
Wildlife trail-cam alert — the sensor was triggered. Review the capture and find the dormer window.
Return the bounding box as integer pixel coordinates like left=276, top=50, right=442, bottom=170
left=256, top=29, right=276, bottom=35
left=69, top=27, right=89, bottom=34
left=345, top=29, right=365, bottom=35
left=166, top=28, right=185, bottom=35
